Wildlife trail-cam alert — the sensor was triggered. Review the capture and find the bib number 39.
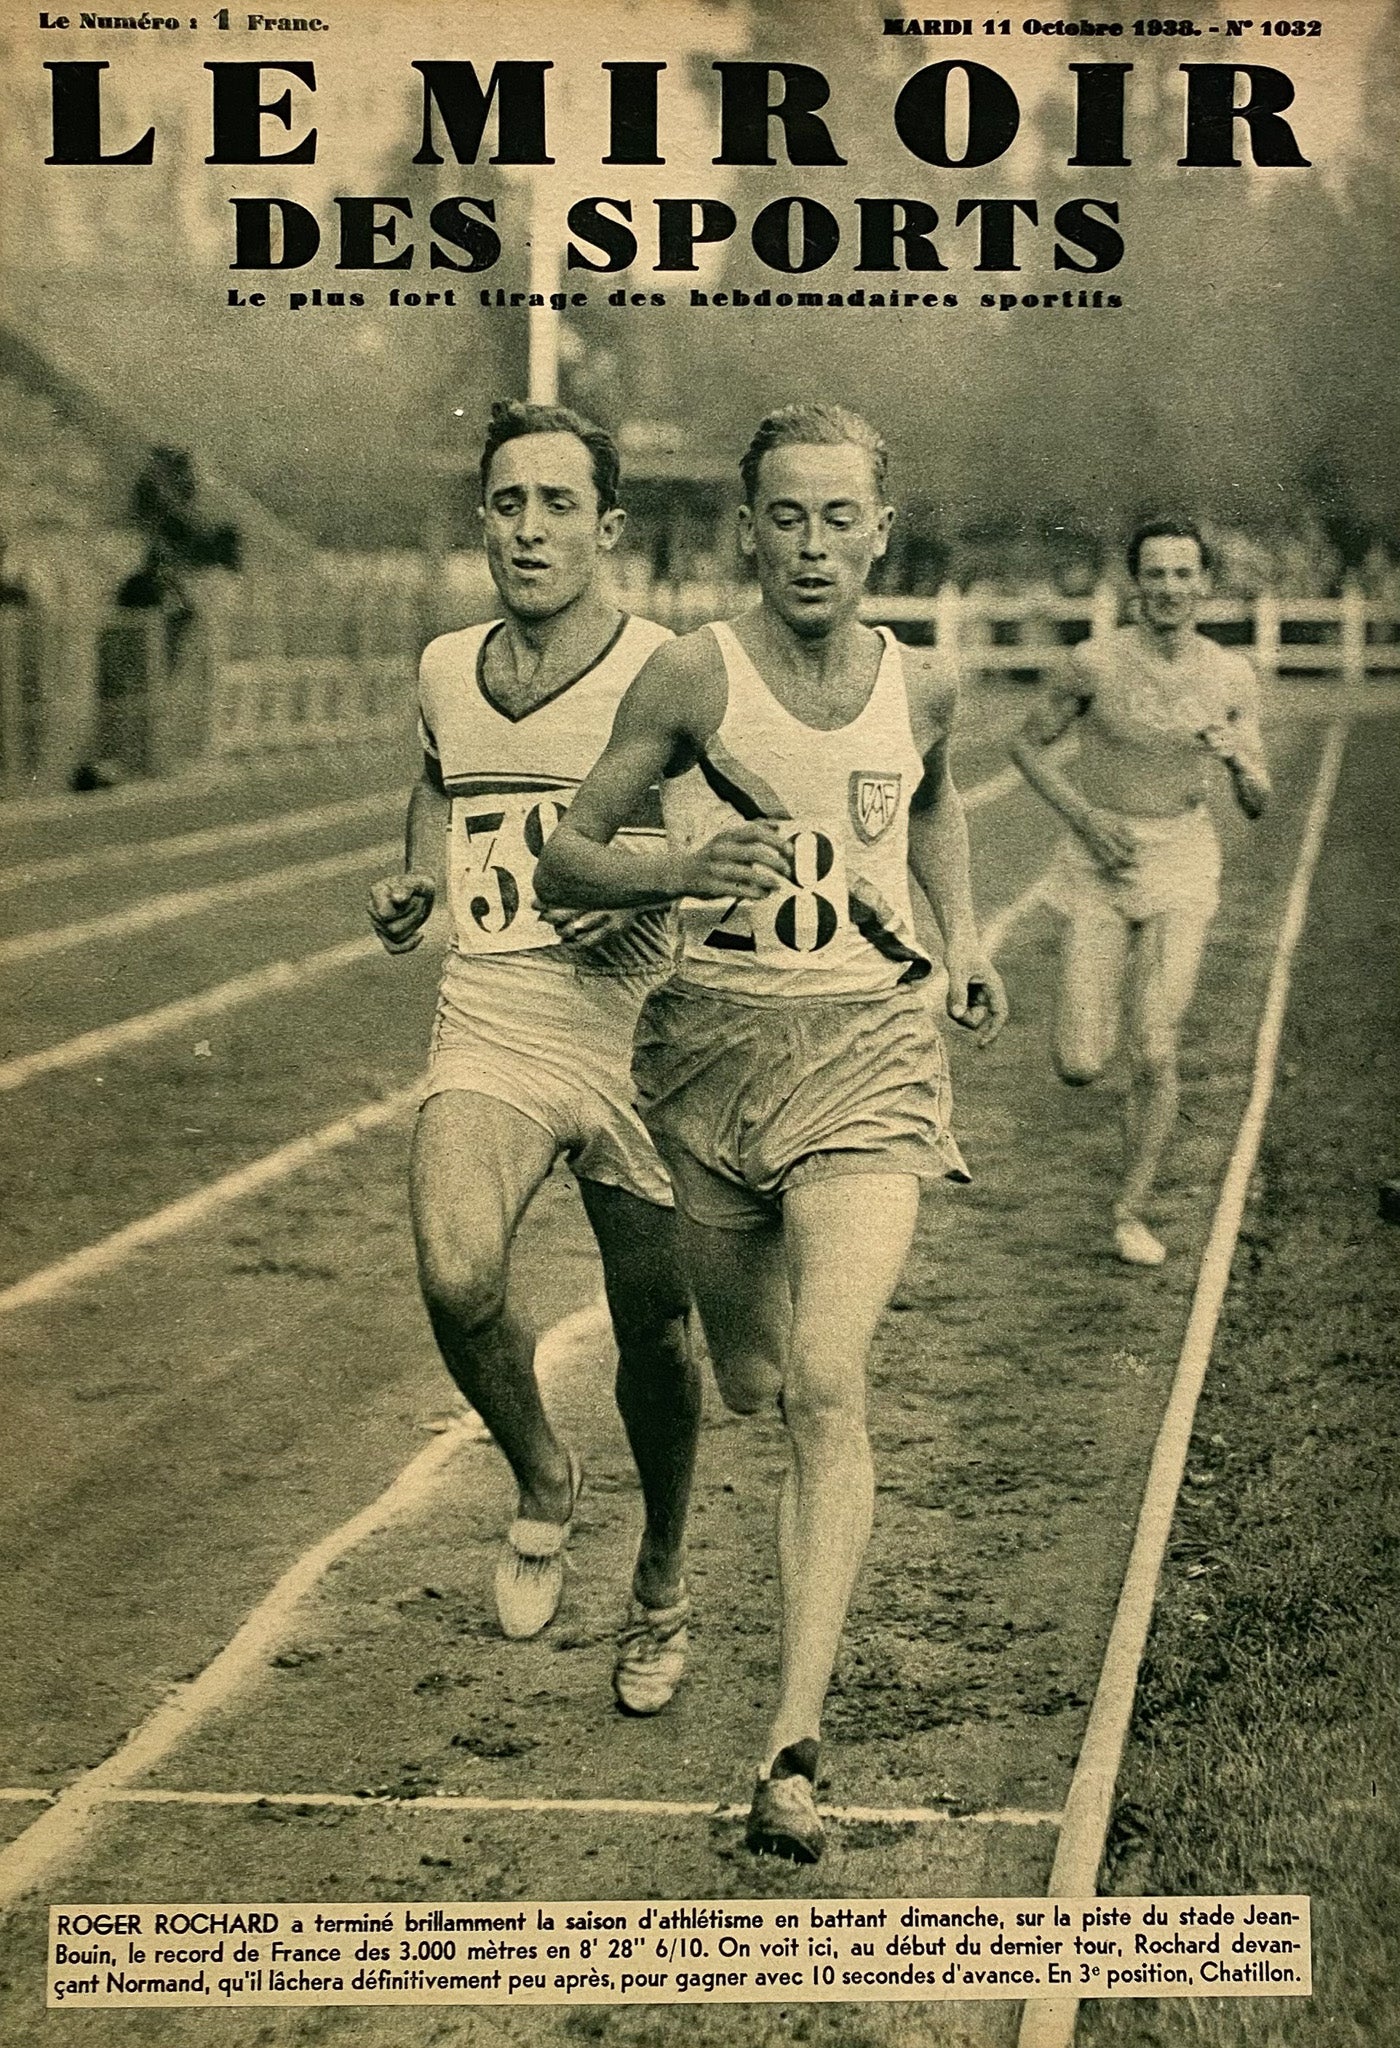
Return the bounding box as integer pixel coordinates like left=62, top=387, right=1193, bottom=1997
left=448, top=795, right=569, bottom=954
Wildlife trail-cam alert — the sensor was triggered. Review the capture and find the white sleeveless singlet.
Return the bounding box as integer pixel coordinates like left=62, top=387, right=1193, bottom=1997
left=417, top=613, right=673, bottom=978
left=661, top=620, right=931, bottom=999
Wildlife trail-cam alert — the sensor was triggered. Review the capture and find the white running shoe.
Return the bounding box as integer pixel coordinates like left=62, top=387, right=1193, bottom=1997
left=1114, top=1217, right=1166, bottom=1267
left=612, top=1590, right=690, bottom=1716
left=493, top=1451, right=583, bottom=1640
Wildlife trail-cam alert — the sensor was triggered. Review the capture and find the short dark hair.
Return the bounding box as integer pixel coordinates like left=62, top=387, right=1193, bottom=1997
left=739, top=403, right=889, bottom=507
left=1127, top=517, right=1211, bottom=579
left=479, top=400, right=621, bottom=513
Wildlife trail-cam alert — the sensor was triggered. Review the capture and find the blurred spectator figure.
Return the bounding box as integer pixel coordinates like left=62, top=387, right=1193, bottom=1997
left=117, top=446, right=241, bottom=661
left=1210, top=527, right=1275, bottom=601
left=75, top=449, right=241, bottom=791
left=1360, top=539, right=1400, bottom=604
left=1272, top=514, right=1342, bottom=599
left=0, top=537, right=28, bottom=607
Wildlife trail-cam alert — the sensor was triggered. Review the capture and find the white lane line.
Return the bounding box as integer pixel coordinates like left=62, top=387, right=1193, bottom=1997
left=964, top=762, right=1023, bottom=814
left=1017, top=720, right=1349, bottom=2048
left=0, top=768, right=1028, bottom=1091
left=0, top=841, right=396, bottom=968
left=0, top=1084, right=422, bottom=1316
left=0, top=791, right=401, bottom=895
left=0, top=1299, right=611, bottom=1918
left=0, top=762, right=1021, bottom=973
left=0, top=1787, right=1060, bottom=1827
left=984, top=876, right=1045, bottom=956
left=0, top=936, right=381, bottom=1094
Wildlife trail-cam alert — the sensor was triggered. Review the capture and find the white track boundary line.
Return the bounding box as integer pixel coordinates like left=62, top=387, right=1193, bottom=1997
left=0, top=1786, right=1059, bottom=1827
left=964, top=762, right=1023, bottom=814
left=0, top=841, right=395, bottom=968
left=0, top=763, right=1020, bottom=974
left=0, top=792, right=400, bottom=895
left=1017, top=720, right=1350, bottom=2048
left=0, top=1084, right=422, bottom=1316
left=0, top=851, right=1044, bottom=1309
left=0, top=936, right=382, bottom=1094
left=0, top=1299, right=611, bottom=1919
left=983, top=876, right=1045, bottom=957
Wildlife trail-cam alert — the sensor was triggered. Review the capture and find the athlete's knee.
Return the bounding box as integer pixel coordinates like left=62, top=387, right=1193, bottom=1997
left=416, top=1242, right=509, bottom=1337
left=614, top=1308, right=691, bottom=1387
left=1128, top=1024, right=1180, bottom=1082
left=715, top=1353, right=783, bottom=1416
left=1053, top=1016, right=1113, bottom=1086
left=706, top=1330, right=783, bottom=1415
left=780, top=1379, right=868, bottom=1455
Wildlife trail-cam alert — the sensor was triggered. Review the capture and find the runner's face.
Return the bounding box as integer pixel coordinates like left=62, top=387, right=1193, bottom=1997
left=479, top=432, right=622, bottom=619
left=740, top=443, right=893, bottom=637
left=1134, top=534, right=1209, bottom=631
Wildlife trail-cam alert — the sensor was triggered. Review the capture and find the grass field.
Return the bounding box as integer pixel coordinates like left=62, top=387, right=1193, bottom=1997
left=0, top=695, right=1393, bottom=2048
left=1084, top=727, right=1400, bottom=2048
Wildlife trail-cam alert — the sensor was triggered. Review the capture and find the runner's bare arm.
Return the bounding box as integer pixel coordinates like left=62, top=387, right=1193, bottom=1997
left=535, top=638, right=789, bottom=909
left=906, top=658, right=1008, bottom=1046
left=368, top=756, right=444, bottom=954
left=1199, top=664, right=1271, bottom=819
left=1010, top=654, right=1137, bottom=872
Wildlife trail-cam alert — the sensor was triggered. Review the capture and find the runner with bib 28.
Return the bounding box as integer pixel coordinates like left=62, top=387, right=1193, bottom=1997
left=537, top=403, right=1008, bottom=1863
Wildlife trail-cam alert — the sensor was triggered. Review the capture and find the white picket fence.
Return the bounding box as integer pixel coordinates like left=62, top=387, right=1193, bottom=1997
left=858, top=582, right=1393, bottom=681
left=2, top=559, right=1397, bottom=793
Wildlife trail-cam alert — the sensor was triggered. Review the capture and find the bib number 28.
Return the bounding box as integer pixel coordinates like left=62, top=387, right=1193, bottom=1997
left=703, top=825, right=847, bottom=963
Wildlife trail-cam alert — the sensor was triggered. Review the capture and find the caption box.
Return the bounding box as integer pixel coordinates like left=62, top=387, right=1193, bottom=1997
left=48, top=1894, right=1311, bottom=2009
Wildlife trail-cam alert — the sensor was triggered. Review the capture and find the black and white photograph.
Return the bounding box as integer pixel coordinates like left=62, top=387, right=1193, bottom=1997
left=0, top=0, right=1397, bottom=2041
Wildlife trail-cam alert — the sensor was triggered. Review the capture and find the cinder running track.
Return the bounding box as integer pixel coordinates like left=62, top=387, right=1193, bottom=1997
left=0, top=695, right=1377, bottom=2047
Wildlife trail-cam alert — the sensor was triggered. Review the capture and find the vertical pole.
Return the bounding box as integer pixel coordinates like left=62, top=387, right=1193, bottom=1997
left=1254, top=588, right=1280, bottom=685
left=1339, top=576, right=1366, bottom=687
left=1090, top=579, right=1117, bottom=642
left=934, top=578, right=962, bottom=665
left=527, top=177, right=559, bottom=405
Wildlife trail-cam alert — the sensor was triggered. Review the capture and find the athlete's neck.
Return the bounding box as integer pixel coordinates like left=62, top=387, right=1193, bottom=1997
left=753, top=601, right=869, bottom=685
left=496, top=589, right=622, bottom=693
left=1136, top=617, right=1197, bottom=664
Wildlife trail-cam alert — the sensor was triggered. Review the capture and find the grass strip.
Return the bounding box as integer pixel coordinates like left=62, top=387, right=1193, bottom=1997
left=1084, top=734, right=1400, bottom=2047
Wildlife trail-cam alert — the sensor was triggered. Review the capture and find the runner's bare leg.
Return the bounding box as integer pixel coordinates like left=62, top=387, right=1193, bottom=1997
left=411, top=1091, right=573, bottom=1523
left=766, top=1173, right=922, bottom=1766
left=675, top=1208, right=791, bottom=1415
left=1117, top=907, right=1211, bottom=1221
left=1052, top=905, right=1129, bottom=1086
left=581, top=1180, right=700, bottom=1611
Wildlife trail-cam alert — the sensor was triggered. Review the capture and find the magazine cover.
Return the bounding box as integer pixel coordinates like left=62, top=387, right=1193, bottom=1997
left=1, top=1, right=1396, bottom=2044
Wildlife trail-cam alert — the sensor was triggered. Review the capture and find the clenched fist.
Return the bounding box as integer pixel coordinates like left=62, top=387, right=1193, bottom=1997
left=369, top=871, right=436, bottom=954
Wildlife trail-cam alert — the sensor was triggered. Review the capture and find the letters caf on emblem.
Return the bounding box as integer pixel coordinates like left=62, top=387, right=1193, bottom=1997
left=849, top=771, right=901, bottom=844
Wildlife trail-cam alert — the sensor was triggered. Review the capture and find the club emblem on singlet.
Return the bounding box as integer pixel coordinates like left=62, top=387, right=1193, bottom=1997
left=849, top=771, right=901, bottom=844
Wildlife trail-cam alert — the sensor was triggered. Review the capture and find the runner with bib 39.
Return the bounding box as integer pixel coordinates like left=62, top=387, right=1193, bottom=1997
left=368, top=402, right=700, bottom=1719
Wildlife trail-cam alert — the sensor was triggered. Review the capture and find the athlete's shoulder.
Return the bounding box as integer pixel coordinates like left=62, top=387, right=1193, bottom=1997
left=1068, top=631, right=1121, bottom=687
left=643, top=620, right=727, bottom=687
left=613, top=619, right=725, bottom=743
left=897, top=638, right=959, bottom=701
left=1198, top=631, right=1260, bottom=698
left=617, top=612, right=675, bottom=661
left=419, top=620, right=495, bottom=688
left=895, top=639, right=959, bottom=739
